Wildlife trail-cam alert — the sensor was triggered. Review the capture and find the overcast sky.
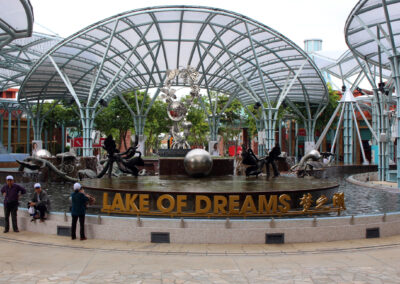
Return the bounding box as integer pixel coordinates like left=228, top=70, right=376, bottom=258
left=30, top=0, right=359, bottom=53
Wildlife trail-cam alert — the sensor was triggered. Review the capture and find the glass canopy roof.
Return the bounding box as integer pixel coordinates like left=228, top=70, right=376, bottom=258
left=0, top=32, right=62, bottom=91
left=345, top=0, right=400, bottom=68
left=19, top=6, right=328, bottom=113
left=0, top=0, right=34, bottom=49
left=311, top=50, right=392, bottom=87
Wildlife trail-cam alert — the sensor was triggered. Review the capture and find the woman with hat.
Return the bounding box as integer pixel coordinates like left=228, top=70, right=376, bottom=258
left=70, top=182, right=89, bottom=240
left=28, top=183, right=50, bottom=222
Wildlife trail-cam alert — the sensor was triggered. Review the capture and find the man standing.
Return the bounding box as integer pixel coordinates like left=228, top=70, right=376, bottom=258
left=71, top=183, right=89, bottom=240
left=29, top=183, right=50, bottom=222
left=266, top=143, right=281, bottom=178
left=1, top=176, right=26, bottom=233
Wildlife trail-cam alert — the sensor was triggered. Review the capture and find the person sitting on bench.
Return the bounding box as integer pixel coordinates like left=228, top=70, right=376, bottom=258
left=28, top=183, right=50, bottom=222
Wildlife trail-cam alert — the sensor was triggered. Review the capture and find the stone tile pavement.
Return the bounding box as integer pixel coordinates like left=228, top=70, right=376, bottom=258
left=0, top=231, right=400, bottom=283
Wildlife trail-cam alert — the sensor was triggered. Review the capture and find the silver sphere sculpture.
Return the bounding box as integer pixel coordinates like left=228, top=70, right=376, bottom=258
left=35, top=149, right=52, bottom=158
left=167, top=101, right=187, bottom=122
left=307, top=149, right=321, bottom=161
left=184, top=149, right=213, bottom=177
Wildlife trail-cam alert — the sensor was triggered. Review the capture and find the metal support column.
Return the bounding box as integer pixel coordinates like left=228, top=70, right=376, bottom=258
left=133, top=115, right=146, bottom=136
left=61, top=124, right=65, bottom=153
left=0, top=115, right=3, bottom=143
left=371, top=93, right=378, bottom=165
left=32, top=117, right=42, bottom=141
left=80, top=107, right=95, bottom=157
left=44, top=129, right=48, bottom=150
left=304, top=119, right=315, bottom=154
left=343, top=103, right=353, bottom=164
left=26, top=118, right=30, bottom=154
left=263, top=109, right=276, bottom=151
left=7, top=111, right=11, bottom=153
left=288, top=120, right=292, bottom=156
left=295, top=121, right=299, bottom=162
left=133, top=114, right=147, bottom=155
left=388, top=54, right=400, bottom=185
left=256, top=120, right=265, bottom=156
left=278, top=120, right=282, bottom=148
left=17, top=115, right=21, bottom=146
left=208, top=115, right=220, bottom=142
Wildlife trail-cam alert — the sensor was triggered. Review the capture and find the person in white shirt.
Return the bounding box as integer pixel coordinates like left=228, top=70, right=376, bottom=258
left=28, top=183, right=50, bottom=222
left=211, top=143, right=219, bottom=156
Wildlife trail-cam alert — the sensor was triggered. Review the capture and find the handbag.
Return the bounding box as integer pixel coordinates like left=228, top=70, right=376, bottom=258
left=28, top=206, right=36, bottom=215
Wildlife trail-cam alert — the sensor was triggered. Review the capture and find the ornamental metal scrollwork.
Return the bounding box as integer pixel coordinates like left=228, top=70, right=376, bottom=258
left=160, top=66, right=200, bottom=149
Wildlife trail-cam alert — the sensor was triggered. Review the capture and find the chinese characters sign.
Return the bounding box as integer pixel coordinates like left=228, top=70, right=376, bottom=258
left=101, top=192, right=346, bottom=217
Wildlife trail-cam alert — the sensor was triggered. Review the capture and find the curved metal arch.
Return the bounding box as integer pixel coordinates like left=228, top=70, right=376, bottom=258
left=345, top=0, right=400, bottom=67
left=19, top=5, right=327, bottom=120
left=121, top=17, right=164, bottom=84
left=0, top=32, right=62, bottom=91
left=0, top=0, right=34, bottom=49
left=30, top=26, right=155, bottom=101
left=191, top=21, right=325, bottom=109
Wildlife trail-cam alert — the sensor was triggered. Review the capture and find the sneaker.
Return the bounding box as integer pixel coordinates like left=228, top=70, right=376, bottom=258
left=80, top=237, right=87, bottom=241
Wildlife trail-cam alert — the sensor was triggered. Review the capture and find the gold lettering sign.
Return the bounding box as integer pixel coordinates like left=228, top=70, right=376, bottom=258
left=101, top=192, right=345, bottom=217
left=195, top=195, right=211, bottom=214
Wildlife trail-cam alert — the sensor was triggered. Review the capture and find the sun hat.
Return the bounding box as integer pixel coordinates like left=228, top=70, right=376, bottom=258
left=73, top=182, right=82, bottom=190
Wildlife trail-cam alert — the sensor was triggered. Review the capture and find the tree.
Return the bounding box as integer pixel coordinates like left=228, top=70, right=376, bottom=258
left=211, top=93, right=249, bottom=152
left=94, top=94, right=133, bottom=149
left=30, top=102, right=80, bottom=154
left=186, top=96, right=209, bottom=147
left=281, top=83, right=340, bottom=134
left=144, top=99, right=170, bottom=154
left=95, top=91, right=171, bottom=153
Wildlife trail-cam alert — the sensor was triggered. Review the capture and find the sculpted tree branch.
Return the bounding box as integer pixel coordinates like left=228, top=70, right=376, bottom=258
left=17, top=157, right=78, bottom=182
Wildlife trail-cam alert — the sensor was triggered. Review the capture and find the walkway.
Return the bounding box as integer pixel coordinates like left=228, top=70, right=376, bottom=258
left=0, top=231, right=399, bottom=283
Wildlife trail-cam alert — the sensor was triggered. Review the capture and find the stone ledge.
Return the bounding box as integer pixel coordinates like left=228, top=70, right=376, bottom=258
left=347, top=172, right=399, bottom=192
left=1, top=205, right=400, bottom=244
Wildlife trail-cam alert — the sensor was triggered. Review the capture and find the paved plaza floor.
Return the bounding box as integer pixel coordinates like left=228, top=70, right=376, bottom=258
left=0, top=231, right=399, bottom=283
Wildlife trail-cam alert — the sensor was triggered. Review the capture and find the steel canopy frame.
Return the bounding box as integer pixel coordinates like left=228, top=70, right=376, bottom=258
left=0, top=32, right=62, bottom=91
left=18, top=6, right=328, bottom=156
left=0, top=99, right=25, bottom=153
left=345, top=0, right=400, bottom=186
left=313, top=49, right=392, bottom=166
left=0, top=0, right=34, bottom=49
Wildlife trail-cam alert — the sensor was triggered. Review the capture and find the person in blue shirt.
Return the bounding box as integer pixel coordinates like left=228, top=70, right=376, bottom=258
left=70, top=182, right=89, bottom=240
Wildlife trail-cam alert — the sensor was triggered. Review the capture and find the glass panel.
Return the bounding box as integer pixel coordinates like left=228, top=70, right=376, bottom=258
left=159, top=22, right=180, bottom=39
left=1, top=0, right=27, bottom=31
left=182, top=11, right=209, bottom=22
left=181, top=23, right=202, bottom=40
left=153, top=11, right=181, bottom=22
